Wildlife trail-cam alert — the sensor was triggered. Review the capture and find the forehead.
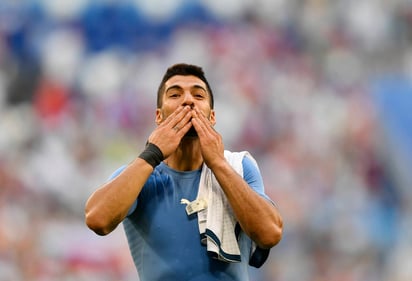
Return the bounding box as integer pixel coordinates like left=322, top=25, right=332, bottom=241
left=164, top=75, right=207, bottom=91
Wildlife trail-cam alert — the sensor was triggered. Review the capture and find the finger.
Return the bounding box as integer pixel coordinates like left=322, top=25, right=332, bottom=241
left=161, top=105, right=189, bottom=126
left=176, top=119, right=193, bottom=137
left=190, top=116, right=202, bottom=135
left=192, top=109, right=215, bottom=136
left=191, top=115, right=213, bottom=138
left=172, top=109, right=193, bottom=133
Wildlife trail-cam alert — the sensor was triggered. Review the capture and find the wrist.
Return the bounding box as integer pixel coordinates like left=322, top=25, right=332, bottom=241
left=138, top=143, right=164, bottom=169
left=206, top=156, right=228, bottom=171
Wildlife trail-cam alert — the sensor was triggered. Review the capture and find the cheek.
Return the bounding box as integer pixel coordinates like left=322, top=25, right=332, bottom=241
left=158, top=108, right=173, bottom=122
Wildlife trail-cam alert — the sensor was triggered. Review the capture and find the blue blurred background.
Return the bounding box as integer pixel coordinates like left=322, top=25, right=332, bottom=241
left=1, top=0, right=411, bottom=280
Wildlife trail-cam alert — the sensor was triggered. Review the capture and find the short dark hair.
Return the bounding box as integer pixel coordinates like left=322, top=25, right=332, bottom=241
left=157, top=63, right=214, bottom=109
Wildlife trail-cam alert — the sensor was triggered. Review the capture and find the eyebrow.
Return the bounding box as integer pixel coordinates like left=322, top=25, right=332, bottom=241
left=165, top=84, right=207, bottom=93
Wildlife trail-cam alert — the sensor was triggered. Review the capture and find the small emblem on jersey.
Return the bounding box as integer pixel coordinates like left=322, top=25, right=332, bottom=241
left=180, top=198, right=208, bottom=215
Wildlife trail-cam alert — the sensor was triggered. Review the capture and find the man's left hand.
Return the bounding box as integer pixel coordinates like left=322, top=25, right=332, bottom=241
left=191, top=107, right=225, bottom=168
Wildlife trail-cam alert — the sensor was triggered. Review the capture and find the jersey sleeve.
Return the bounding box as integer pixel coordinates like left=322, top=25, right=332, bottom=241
left=108, top=165, right=127, bottom=180
left=242, top=156, right=273, bottom=203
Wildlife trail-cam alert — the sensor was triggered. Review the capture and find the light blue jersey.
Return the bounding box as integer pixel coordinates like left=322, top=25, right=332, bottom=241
left=109, top=156, right=271, bottom=281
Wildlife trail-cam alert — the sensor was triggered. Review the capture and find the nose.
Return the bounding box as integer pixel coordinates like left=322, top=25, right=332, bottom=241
left=182, top=91, right=194, bottom=107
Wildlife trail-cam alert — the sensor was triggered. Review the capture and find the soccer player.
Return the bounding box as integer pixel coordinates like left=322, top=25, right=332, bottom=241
left=85, top=63, right=283, bottom=281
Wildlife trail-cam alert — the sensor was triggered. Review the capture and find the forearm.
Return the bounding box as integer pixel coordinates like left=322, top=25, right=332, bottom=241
left=85, top=158, right=153, bottom=235
left=210, top=160, right=283, bottom=248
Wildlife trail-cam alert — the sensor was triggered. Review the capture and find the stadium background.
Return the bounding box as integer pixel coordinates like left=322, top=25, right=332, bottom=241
left=1, top=0, right=411, bottom=280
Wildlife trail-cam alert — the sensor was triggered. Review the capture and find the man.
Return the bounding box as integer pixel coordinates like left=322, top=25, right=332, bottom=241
left=85, top=63, right=283, bottom=281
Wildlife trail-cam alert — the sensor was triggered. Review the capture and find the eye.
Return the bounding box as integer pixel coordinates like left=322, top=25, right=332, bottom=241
left=194, top=92, right=206, bottom=99
left=169, top=92, right=181, bottom=98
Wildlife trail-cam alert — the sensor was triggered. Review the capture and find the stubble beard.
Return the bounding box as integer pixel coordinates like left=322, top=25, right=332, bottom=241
left=184, top=124, right=198, bottom=138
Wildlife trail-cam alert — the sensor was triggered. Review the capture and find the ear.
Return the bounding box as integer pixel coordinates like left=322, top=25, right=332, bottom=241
left=209, top=109, right=216, bottom=126
left=155, top=108, right=162, bottom=125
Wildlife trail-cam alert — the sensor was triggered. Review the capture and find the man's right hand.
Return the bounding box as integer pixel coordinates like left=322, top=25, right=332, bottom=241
left=147, top=105, right=193, bottom=158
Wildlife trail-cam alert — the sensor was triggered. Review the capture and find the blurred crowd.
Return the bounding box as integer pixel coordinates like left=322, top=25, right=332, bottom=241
left=1, top=0, right=412, bottom=280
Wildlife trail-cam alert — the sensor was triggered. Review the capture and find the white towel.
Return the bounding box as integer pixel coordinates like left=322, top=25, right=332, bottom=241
left=195, top=150, right=258, bottom=262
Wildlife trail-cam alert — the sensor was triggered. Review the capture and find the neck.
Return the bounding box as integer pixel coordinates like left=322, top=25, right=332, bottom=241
left=164, top=137, right=203, bottom=171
